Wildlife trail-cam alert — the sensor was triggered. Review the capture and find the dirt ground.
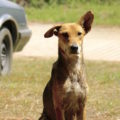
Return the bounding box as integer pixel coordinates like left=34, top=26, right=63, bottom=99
left=14, top=23, right=120, bottom=61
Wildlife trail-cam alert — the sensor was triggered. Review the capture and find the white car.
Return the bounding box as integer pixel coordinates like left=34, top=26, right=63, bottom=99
left=0, top=0, right=31, bottom=75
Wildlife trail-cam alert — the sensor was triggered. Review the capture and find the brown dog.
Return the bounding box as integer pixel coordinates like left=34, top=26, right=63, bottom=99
left=39, top=11, right=94, bottom=120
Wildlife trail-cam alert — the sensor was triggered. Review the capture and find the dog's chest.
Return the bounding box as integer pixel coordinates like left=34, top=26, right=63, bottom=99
left=62, top=73, right=86, bottom=111
left=63, top=74, right=82, bottom=95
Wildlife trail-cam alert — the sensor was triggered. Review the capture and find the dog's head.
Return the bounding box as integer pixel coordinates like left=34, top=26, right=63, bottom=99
left=44, top=11, right=94, bottom=58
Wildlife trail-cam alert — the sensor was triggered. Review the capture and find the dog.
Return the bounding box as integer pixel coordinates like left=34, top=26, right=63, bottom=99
left=39, top=11, right=94, bottom=120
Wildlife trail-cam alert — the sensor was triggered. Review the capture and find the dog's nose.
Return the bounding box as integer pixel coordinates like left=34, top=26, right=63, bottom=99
left=70, top=44, right=78, bottom=54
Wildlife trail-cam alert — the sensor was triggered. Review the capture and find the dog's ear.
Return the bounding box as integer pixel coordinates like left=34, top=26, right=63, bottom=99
left=44, top=25, right=61, bottom=38
left=79, top=11, right=94, bottom=34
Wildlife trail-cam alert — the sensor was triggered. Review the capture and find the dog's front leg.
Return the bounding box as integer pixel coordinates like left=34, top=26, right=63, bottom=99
left=53, top=88, right=65, bottom=120
left=54, top=106, right=65, bottom=120
left=76, top=106, right=86, bottom=120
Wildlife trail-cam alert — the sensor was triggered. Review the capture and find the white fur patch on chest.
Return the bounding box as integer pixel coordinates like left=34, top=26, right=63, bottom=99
left=62, top=75, right=85, bottom=111
left=63, top=76, right=83, bottom=96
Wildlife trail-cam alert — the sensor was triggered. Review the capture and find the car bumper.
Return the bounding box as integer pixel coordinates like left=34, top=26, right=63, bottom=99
left=14, top=28, right=32, bottom=51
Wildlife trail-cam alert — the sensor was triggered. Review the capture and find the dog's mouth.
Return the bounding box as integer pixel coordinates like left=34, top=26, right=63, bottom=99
left=69, top=51, right=80, bottom=58
left=70, top=51, right=80, bottom=55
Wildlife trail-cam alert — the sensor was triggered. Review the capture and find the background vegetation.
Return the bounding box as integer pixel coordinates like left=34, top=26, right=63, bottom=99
left=14, top=0, right=120, bottom=7
left=13, top=0, right=120, bottom=25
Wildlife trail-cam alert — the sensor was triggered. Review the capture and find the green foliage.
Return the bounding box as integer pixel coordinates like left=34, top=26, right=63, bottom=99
left=12, top=0, right=120, bottom=25
left=30, top=0, right=45, bottom=8
left=25, top=3, right=120, bottom=25
left=13, top=0, right=120, bottom=7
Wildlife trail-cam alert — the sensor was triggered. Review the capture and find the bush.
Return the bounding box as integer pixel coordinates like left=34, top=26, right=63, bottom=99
left=13, top=0, right=120, bottom=7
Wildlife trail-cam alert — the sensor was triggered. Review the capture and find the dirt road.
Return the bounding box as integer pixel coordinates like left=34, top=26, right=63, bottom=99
left=14, top=23, right=120, bottom=61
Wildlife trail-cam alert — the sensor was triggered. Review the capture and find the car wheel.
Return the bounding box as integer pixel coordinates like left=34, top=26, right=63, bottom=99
left=0, top=28, right=13, bottom=75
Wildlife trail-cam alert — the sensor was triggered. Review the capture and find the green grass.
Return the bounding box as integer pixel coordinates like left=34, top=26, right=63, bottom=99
left=25, top=3, right=120, bottom=26
left=0, top=57, right=120, bottom=120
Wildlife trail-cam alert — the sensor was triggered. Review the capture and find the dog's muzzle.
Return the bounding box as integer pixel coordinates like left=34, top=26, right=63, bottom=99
left=70, top=44, right=79, bottom=54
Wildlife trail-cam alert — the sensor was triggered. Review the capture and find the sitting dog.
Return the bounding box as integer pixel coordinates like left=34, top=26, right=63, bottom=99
left=39, top=11, right=94, bottom=120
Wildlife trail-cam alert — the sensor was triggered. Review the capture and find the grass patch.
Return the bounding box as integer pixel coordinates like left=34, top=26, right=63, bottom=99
left=26, top=3, right=120, bottom=26
left=0, top=57, right=120, bottom=120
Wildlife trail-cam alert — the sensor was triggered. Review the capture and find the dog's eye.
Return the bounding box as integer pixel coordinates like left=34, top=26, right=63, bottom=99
left=62, top=32, right=69, bottom=39
left=78, top=32, right=82, bottom=36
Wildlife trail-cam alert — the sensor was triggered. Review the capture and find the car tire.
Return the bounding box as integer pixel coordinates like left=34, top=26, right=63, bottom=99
left=0, top=28, right=13, bottom=75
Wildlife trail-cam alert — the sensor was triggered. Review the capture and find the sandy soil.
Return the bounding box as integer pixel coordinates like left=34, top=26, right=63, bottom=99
left=14, top=23, right=120, bottom=61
